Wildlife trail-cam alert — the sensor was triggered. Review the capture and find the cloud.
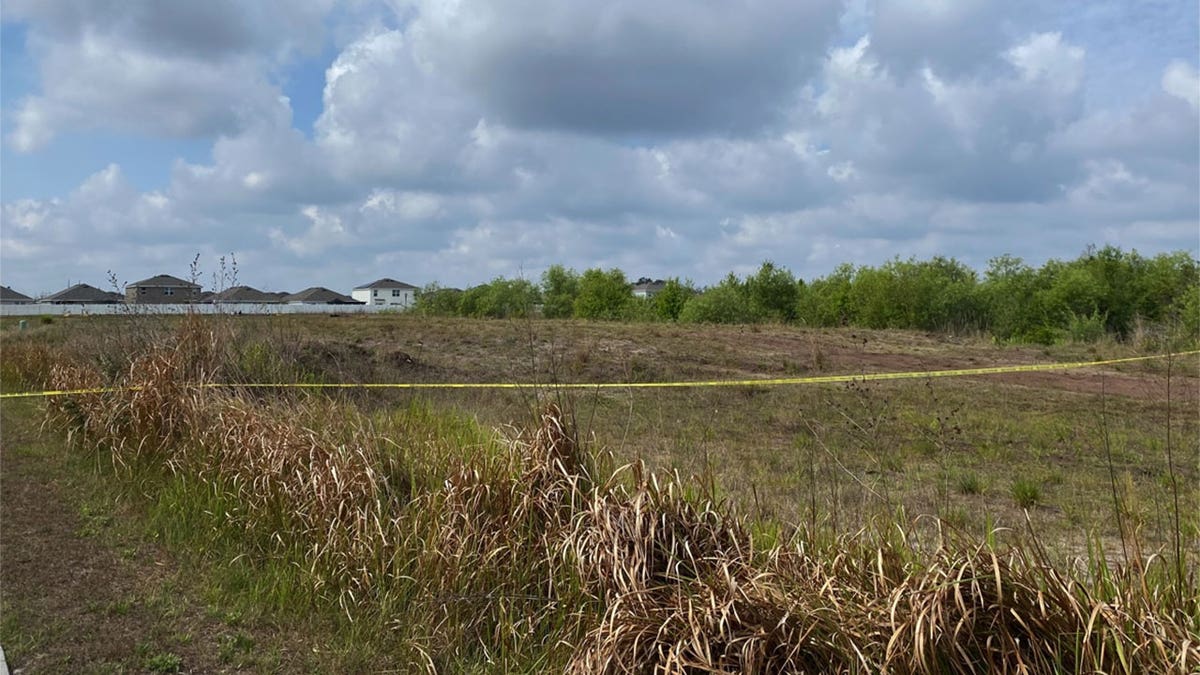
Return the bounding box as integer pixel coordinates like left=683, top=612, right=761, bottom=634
left=5, top=0, right=333, bottom=151
left=1162, top=59, right=1199, bottom=109
left=408, top=0, right=842, bottom=136
left=811, top=31, right=1087, bottom=202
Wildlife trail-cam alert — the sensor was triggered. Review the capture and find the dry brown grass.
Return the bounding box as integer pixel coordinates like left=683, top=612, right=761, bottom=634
left=15, top=316, right=1199, bottom=672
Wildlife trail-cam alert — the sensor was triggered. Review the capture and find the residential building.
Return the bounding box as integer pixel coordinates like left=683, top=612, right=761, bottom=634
left=126, top=274, right=201, bottom=304
left=0, top=286, right=34, bottom=304
left=282, top=287, right=363, bottom=304
left=208, top=285, right=283, bottom=304
left=632, top=278, right=667, bottom=299
left=43, top=283, right=123, bottom=304
left=352, top=278, right=418, bottom=308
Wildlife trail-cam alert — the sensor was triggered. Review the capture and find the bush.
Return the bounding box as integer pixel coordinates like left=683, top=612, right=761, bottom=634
left=573, top=268, right=634, bottom=320
left=679, top=274, right=760, bottom=324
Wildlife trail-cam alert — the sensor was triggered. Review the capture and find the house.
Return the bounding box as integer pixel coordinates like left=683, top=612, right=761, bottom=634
left=352, top=278, right=418, bottom=308
left=208, top=285, right=282, bottom=304
left=126, top=274, right=201, bottom=304
left=42, top=283, right=123, bottom=304
left=281, top=287, right=363, bottom=304
left=0, top=286, right=34, bottom=304
left=632, top=278, right=667, bottom=299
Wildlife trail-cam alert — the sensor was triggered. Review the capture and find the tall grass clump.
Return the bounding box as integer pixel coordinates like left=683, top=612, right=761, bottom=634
left=24, top=316, right=1200, bottom=672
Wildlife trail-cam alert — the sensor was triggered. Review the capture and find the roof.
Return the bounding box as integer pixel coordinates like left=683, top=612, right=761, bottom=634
left=0, top=286, right=33, bottom=303
left=209, top=285, right=282, bottom=303
left=127, top=274, right=200, bottom=289
left=632, top=279, right=667, bottom=291
left=354, top=278, right=418, bottom=290
left=43, top=283, right=124, bottom=303
left=282, top=287, right=363, bottom=304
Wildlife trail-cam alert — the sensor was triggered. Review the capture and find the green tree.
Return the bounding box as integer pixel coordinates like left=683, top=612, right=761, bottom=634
left=744, top=261, right=798, bottom=322
left=652, top=278, right=693, bottom=321
left=460, top=278, right=539, bottom=318
left=540, top=265, right=580, bottom=319
left=573, top=268, right=634, bottom=320
left=414, top=283, right=463, bottom=316
left=796, top=263, right=855, bottom=327
left=980, top=255, right=1048, bottom=341
left=679, top=273, right=759, bottom=324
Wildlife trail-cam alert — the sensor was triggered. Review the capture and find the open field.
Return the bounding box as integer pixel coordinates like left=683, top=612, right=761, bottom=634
left=27, top=312, right=1184, bottom=548
left=2, top=313, right=1197, bottom=672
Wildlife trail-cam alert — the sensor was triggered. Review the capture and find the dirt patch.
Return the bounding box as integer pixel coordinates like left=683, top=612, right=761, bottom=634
left=0, top=404, right=310, bottom=674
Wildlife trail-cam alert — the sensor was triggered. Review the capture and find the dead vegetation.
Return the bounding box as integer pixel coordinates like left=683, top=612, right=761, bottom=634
left=2, top=315, right=1193, bottom=672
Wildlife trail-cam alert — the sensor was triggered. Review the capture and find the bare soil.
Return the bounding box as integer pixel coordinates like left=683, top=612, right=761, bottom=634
left=0, top=402, right=312, bottom=674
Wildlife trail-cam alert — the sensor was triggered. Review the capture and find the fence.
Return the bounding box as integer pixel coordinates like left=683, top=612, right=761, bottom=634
left=0, top=303, right=390, bottom=317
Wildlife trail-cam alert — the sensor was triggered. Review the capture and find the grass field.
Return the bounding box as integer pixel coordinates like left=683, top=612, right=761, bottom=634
left=1, top=312, right=1197, bottom=672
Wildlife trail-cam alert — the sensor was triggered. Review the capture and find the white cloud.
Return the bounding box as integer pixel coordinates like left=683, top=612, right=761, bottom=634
left=5, top=0, right=333, bottom=151
left=1162, top=60, right=1200, bottom=110
left=1005, top=32, right=1085, bottom=90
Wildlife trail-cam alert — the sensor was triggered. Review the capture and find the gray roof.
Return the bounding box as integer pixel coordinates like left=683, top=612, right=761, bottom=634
left=127, top=274, right=200, bottom=289
left=355, top=278, right=418, bottom=290
left=209, top=286, right=282, bottom=303
left=632, top=280, right=667, bottom=292
left=282, top=287, right=363, bottom=304
left=43, top=283, right=124, bottom=303
left=0, top=285, right=34, bottom=303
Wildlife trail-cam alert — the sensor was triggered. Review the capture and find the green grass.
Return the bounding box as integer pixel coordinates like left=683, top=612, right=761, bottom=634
left=1011, top=478, right=1041, bottom=508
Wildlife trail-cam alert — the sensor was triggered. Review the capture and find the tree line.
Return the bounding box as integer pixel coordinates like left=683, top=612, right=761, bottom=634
left=413, top=245, right=1199, bottom=344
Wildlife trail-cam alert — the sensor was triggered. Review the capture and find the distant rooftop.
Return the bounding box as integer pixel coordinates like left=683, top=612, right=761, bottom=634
left=209, top=285, right=282, bottom=303
left=127, top=274, right=200, bottom=288
left=43, top=283, right=123, bottom=304
left=355, top=278, right=418, bottom=290
left=0, top=285, right=34, bottom=303
left=282, top=287, right=363, bottom=304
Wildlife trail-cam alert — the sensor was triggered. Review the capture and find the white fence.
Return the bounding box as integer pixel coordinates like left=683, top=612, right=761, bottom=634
left=0, top=303, right=392, bottom=317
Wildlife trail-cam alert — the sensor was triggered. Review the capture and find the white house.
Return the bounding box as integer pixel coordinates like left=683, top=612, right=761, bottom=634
left=632, top=278, right=667, bottom=299
left=352, top=278, right=418, bottom=308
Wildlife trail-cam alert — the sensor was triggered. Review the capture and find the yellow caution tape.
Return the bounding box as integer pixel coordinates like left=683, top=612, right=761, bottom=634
left=2, top=350, right=1194, bottom=400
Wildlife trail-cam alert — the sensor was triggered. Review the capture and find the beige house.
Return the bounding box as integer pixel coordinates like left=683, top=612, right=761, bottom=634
left=126, top=275, right=201, bottom=304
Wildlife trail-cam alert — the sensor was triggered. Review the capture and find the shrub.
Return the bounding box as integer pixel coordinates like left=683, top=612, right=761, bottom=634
left=573, top=268, right=633, bottom=320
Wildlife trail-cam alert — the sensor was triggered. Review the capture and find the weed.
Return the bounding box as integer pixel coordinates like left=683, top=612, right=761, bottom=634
left=957, top=471, right=984, bottom=495
left=1011, top=478, right=1041, bottom=508
left=144, top=651, right=182, bottom=673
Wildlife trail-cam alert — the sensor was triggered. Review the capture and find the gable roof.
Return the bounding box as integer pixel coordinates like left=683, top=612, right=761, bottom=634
left=209, top=285, right=282, bottom=303
left=43, top=283, right=124, bottom=303
left=282, top=287, right=363, bottom=304
left=128, top=274, right=200, bottom=289
left=0, top=285, right=34, bottom=303
left=355, top=278, right=418, bottom=290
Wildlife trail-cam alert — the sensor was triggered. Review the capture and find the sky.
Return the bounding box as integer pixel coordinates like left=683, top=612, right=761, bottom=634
left=1, top=0, right=1198, bottom=297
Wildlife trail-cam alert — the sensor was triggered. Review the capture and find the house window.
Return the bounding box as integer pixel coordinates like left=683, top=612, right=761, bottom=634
left=139, top=287, right=146, bottom=294
left=164, top=288, right=175, bottom=296
left=373, top=289, right=379, bottom=297
left=392, top=289, right=402, bottom=297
